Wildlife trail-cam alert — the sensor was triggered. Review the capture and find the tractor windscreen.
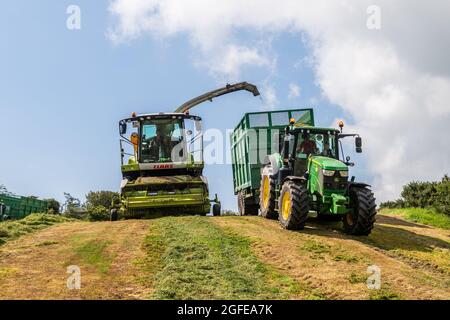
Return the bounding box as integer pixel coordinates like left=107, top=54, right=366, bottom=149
left=295, top=132, right=338, bottom=159
left=140, top=119, right=185, bottom=163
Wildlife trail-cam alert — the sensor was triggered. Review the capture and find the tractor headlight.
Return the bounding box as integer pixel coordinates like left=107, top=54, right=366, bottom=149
left=339, top=170, right=349, bottom=178
left=323, top=169, right=335, bottom=177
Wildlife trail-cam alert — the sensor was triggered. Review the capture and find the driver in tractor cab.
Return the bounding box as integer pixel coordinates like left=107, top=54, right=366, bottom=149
left=297, top=133, right=318, bottom=155
left=321, top=140, right=334, bottom=157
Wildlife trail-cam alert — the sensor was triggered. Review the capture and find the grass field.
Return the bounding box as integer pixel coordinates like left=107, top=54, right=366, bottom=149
left=0, top=210, right=448, bottom=300
left=379, top=208, right=450, bottom=230
left=0, top=214, right=72, bottom=245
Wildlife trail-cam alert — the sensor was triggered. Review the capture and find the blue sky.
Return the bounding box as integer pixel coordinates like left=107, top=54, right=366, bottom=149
left=0, top=1, right=385, bottom=210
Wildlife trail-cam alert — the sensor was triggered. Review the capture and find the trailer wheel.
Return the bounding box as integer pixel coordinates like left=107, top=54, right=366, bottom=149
left=110, top=209, right=119, bottom=222
left=237, top=192, right=259, bottom=216
left=260, top=174, right=277, bottom=219
left=278, top=181, right=309, bottom=230
left=343, top=187, right=377, bottom=236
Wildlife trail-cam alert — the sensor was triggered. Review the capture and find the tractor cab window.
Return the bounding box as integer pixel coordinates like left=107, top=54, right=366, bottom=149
left=314, top=133, right=337, bottom=158
left=140, top=119, right=184, bottom=163
left=295, top=132, right=337, bottom=158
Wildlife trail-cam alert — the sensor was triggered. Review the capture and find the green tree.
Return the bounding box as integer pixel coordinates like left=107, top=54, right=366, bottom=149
left=85, top=191, right=119, bottom=210
left=63, top=192, right=81, bottom=213
left=45, top=198, right=61, bottom=214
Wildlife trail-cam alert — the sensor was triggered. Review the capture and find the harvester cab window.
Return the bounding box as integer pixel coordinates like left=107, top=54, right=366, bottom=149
left=141, top=119, right=185, bottom=163
left=185, top=118, right=203, bottom=164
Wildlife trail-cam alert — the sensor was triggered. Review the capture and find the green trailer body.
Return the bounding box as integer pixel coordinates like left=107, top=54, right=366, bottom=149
left=0, top=193, right=48, bottom=221
left=230, top=108, right=315, bottom=213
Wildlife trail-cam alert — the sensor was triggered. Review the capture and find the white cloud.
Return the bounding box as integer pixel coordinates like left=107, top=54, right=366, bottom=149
left=261, top=83, right=278, bottom=110
left=288, top=83, right=301, bottom=99
left=108, top=0, right=450, bottom=202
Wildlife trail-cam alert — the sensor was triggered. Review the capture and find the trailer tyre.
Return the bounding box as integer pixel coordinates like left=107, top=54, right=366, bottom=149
left=238, top=192, right=259, bottom=216
left=260, top=174, right=278, bottom=219
left=343, top=187, right=377, bottom=236
left=278, top=181, right=309, bottom=230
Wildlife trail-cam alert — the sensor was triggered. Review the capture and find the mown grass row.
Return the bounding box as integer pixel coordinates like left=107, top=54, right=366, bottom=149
left=140, top=216, right=301, bottom=300
left=0, top=214, right=73, bottom=246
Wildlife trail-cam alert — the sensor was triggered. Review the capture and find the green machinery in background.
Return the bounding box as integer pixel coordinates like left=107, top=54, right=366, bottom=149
left=112, top=82, right=260, bottom=220
left=231, top=108, right=376, bottom=235
left=0, top=193, right=48, bottom=221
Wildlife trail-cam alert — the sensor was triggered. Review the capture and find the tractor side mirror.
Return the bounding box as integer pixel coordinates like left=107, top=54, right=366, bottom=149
left=355, top=137, right=362, bottom=153
left=119, top=122, right=127, bottom=135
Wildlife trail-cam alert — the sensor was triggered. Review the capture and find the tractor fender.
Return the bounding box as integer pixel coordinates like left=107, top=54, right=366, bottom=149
left=346, top=182, right=371, bottom=194
left=261, top=154, right=280, bottom=176
left=283, top=176, right=307, bottom=185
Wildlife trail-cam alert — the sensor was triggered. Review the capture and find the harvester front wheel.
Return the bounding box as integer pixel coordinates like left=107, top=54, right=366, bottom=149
left=343, top=187, right=377, bottom=236
left=110, top=209, right=119, bottom=222
left=278, top=181, right=309, bottom=230
left=260, top=174, right=277, bottom=219
left=212, top=203, right=221, bottom=216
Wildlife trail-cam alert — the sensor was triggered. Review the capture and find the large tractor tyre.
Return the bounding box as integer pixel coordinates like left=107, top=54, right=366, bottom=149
left=237, top=192, right=259, bottom=216
left=260, top=174, right=278, bottom=219
left=212, top=203, right=221, bottom=216
left=343, top=187, right=377, bottom=236
left=110, top=209, right=119, bottom=222
left=278, top=181, right=309, bottom=230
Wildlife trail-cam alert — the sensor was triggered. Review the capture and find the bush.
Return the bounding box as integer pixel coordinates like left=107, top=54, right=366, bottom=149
left=87, top=205, right=110, bottom=221
left=381, top=175, right=449, bottom=215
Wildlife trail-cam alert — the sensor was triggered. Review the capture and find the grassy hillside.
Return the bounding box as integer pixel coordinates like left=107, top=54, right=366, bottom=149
left=379, top=208, right=450, bottom=230
left=0, top=213, right=449, bottom=300
left=0, top=214, right=72, bottom=245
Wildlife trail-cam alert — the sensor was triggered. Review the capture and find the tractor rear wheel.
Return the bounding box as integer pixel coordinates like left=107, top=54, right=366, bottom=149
left=278, top=181, right=309, bottom=230
left=238, top=192, right=259, bottom=216
left=259, top=174, right=277, bottom=219
left=343, top=187, right=377, bottom=236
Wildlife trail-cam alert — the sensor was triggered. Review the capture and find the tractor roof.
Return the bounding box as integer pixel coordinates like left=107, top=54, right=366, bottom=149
left=292, top=126, right=340, bottom=133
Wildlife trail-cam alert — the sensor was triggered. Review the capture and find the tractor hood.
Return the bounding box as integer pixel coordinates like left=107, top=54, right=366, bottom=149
left=310, top=156, right=348, bottom=171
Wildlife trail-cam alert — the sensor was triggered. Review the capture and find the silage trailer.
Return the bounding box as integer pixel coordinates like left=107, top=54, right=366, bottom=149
left=0, top=193, right=48, bottom=221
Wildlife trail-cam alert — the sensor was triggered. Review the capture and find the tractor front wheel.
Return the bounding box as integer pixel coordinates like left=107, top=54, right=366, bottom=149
left=278, top=181, right=309, bottom=230
left=260, top=174, right=277, bottom=219
left=343, top=187, right=377, bottom=236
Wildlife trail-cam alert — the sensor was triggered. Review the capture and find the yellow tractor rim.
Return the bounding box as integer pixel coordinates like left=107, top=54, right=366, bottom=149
left=281, top=191, right=291, bottom=221
left=262, top=176, right=270, bottom=208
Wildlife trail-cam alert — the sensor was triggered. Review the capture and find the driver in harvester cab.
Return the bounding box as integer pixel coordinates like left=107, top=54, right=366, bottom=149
left=297, top=133, right=318, bottom=155
left=149, top=124, right=172, bottom=160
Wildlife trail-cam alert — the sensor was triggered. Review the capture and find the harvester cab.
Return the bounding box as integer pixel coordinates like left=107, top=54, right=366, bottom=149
left=113, top=82, right=260, bottom=220
left=260, top=118, right=377, bottom=235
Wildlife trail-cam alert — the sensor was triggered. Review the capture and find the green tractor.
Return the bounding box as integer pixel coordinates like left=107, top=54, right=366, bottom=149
left=112, top=82, right=260, bottom=220
left=260, top=119, right=376, bottom=235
